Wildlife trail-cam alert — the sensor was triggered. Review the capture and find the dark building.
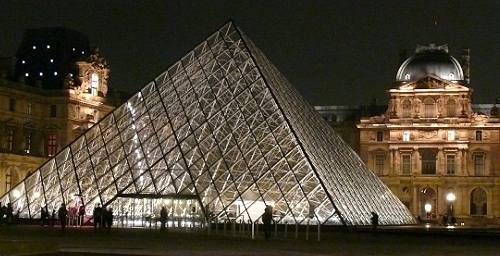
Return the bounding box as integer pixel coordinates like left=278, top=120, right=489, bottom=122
left=14, top=27, right=91, bottom=90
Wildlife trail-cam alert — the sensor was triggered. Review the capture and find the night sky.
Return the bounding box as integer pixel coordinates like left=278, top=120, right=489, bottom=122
left=1, top=1, right=499, bottom=106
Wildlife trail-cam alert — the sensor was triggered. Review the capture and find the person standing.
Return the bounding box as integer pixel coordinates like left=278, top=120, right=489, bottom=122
left=6, top=203, right=13, bottom=225
left=58, top=203, right=67, bottom=232
left=104, top=207, right=113, bottom=233
left=78, top=204, right=85, bottom=227
left=262, top=206, right=273, bottom=240
left=160, top=206, right=168, bottom=232
left=93, top=204, right=103, bottom=232
left=371, top=212, right=379, bottom=235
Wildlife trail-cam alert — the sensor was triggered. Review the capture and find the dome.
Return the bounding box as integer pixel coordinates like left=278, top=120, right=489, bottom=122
left=396, top=44, right=465, bottom=83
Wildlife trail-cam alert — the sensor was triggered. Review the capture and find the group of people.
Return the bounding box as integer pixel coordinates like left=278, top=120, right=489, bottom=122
left=0, top=202, right=15, bottom=226
left=92, top=204, right=114, bottom=233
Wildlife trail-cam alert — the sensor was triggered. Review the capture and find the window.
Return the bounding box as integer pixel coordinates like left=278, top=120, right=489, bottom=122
left=446, top=155, right=456, bottom=175
left=446, top=99, right=456, bottom=117
left=50, top=105, right=57, bottom=117
left=475, top=131, right=482, bottom=141
left=447, top=130, right=455, bottom=141
left=48, top=134, right=57, bottom=156
left=9, top=98, right=15, bottom=111
left=91, top=73, right=99, bottom=95
left=403, top=131, right=410, bottom=141
left=401, top=154, right=411, bottom=174
left=424, top=98, right=435, bottom=118
left=7, top=129, right=14, bottom=151
left=402, top=100, right=412, bottom=118
left=375, top=154, right=385, bottom=175
left=449, top=73, right=455, bottom=80
left=25, top=132, right=32, bottom=154
left=5, top=169, right=11, bottom=192
left=405, top=74, right=410, bottom=80
left=421, top=150, right=437, bottom=174
left=27, top=102, right=32, bottom=115
left=376, top=131, right=383, bottom=141
left=474, top=154, right=484, bottom=175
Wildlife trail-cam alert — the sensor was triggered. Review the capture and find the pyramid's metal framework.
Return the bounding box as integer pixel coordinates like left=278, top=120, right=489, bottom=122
left=0, top=22, right=416, bottom=226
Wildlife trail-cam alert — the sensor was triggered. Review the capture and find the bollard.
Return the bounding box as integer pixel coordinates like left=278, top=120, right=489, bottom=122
left=317, top=220, right=320, bottom=241
left=274, top=220, right=278, bottom=238
left=295, top=222, right=298, bottom=240
left=232, top=219, right=236, bottom=237
left=284, top=221, right=288, bottom=239
left=215, top=218, right=219, bottom=234
left=223, top=220, right=227, bottom=235
left=306, top=219, right=309, bottom=241
left=251, top=221, right=255, bottom=240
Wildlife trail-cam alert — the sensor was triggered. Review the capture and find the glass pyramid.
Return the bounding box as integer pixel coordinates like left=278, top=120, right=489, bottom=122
left=0, top=21, right=416, bottom=226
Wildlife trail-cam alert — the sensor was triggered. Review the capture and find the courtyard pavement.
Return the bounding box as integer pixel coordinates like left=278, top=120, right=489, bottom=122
left=1, top=224, right=500, bottom=255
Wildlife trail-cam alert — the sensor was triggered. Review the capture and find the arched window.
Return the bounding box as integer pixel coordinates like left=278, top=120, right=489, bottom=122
left=421, top=149, right=437, bottom=174
left=424, top=98, right=436, bottom=118
left=470, top=188, right=487, bottom=215
left=446, top=99, right=457, bottom=117
left=402, top=100, right=412, bottom=118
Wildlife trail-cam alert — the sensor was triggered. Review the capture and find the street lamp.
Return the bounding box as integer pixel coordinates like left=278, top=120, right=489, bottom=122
left=447, top=192, right=456, bottom=225
left=424, top=203, right=432, bottom=218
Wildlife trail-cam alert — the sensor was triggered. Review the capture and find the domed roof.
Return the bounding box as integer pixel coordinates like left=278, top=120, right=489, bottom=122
left=396, top=44, right=465, bottom=83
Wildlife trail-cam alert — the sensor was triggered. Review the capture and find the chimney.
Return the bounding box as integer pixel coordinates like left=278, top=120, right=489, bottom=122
left=461, top=47, right=470, bottom=84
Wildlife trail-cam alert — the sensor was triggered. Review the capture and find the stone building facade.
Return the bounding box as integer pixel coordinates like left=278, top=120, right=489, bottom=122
left=357, top=44, right=500, bottom=225
left=0, top=28, right=115, bottom=196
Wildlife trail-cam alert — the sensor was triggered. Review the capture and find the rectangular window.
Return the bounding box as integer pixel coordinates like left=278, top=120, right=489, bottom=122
left=474, top=154, right=484, bottom=176
left=25, top=132, right=32, bottom=154
left=447, top=130, right=455, bottom=141
left=446, top=155, right=456, bottom=175
left=9, top=98, right=15, bottom=111
left=403, top=131, right=410, bottom=141
left=7, top=129, right=14, bottom=151
left=401, top=154, right=411, bottom=175
left=27, top=102, right=32, bottom=115
left=48, top=134, right=57, bottom=156
left=50, top=105, right=57, bottom=117
left=376, top=131, right=383, bottom=142
left=375, top=154, right=385, bottom=175
left=475, top=131, right=482, bottom=141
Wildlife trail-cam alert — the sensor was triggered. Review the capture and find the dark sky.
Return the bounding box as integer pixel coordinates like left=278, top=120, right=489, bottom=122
left=1, top=1, right=499, bottom=106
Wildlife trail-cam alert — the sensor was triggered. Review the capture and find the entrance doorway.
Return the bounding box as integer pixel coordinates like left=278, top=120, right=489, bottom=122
left=108, top=194, right=204, bottom=229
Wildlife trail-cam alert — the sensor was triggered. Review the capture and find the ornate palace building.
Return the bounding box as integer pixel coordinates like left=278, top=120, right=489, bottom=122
left=0, top=27, right=116, bottom=196
left=357, top=44, right=500, bottom=225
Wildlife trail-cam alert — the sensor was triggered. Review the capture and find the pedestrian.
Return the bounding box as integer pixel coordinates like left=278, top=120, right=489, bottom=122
left=51, top=209, right=55, bottom=226
left=0, top=202, right=4, bottom=226
left=160, top=206, right=168, bottom=232
left=104, top=207, right=113, bottom=233
left=6, top=203, right=13, bottom=225
left=442, top=214, right=448, bottom=226
left=93, top=204, right=102, bottom=232
left=371, top=211, right=379, bottom=234
left=41, top=206, right=48, bottom=226
left=78, top=204, right=85, bottom=227
left=58, top=203, right=67, bottom=232
left=261, top=206, right=273, bottom=240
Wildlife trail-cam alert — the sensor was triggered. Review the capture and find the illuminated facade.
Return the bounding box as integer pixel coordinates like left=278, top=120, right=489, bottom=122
left=357, top=44, right=500, bottom=225
left=0, top=28, right=115, bottom=197
left=0, top=22, right=415, bottom=227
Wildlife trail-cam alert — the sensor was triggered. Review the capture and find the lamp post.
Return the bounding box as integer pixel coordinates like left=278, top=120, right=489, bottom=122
left=446, top=192, right=456, bottom=222
left=424, top=203, right=432, bottom=218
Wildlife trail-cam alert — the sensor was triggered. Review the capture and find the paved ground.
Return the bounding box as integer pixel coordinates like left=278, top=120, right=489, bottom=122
left=1, top=224, right=500, bottom=255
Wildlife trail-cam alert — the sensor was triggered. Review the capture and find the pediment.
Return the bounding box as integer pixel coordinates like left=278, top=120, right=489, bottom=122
left=397, top=75, right=469, bottom=91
